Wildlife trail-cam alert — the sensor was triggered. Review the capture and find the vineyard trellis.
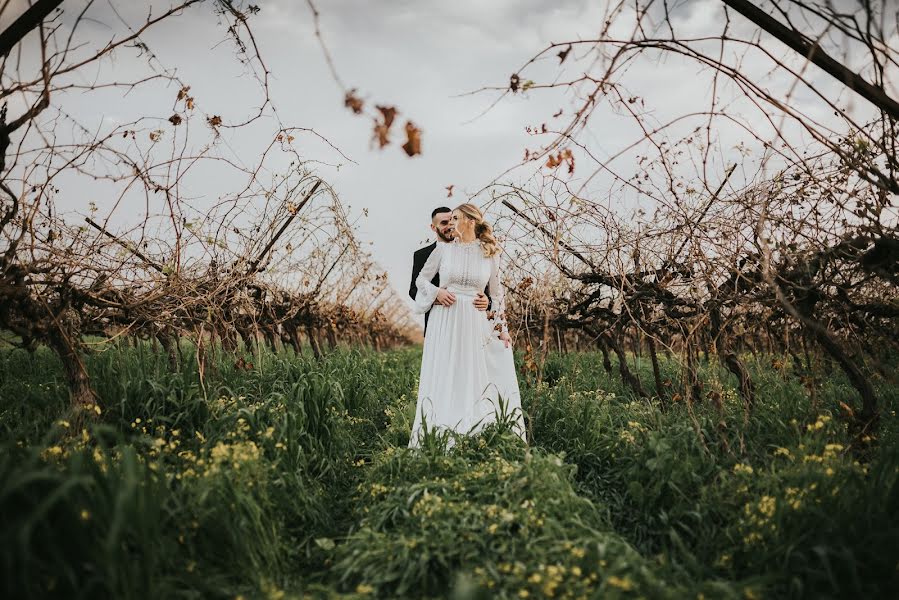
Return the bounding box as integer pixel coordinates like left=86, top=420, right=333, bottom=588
left=479, top=0, right=897, bottom=438
left=0, top=1, right=418, bottom=418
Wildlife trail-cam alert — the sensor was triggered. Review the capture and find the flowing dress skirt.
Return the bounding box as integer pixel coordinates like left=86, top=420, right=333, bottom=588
left=408, top=291, right=527, bottom=449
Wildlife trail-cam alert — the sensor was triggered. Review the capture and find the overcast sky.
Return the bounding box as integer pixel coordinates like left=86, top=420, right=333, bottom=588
left=7, top=0, right=894, bottom=320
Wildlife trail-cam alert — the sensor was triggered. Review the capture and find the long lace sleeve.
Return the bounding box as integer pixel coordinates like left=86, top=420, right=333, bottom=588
left=412, top=243, right=443, bottom=314
left=487, top=252, right=508, bottom=335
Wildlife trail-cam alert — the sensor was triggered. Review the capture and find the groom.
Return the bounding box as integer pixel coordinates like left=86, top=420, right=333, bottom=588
left=410, top=206, right=490, bottom=332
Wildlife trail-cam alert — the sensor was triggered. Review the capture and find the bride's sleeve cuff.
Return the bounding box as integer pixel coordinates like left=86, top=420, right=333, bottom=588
left=413, top=285, right=438, bottom=314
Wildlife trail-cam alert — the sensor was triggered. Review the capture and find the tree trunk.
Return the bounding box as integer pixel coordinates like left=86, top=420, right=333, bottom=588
left=685, top=340, right=702, bottom=404
left=157, top=328, right=180, bottom=372
left=597, top=338, right=613, bottom=375
left=47, top=328, right=97, bottom=422
left=306, top=324, right=322, bottom=359
left=803, top=317, right=877, bottom=424
left=607, top=332, right=648, bottom=398
left=647, top=335, right=664, bottom=399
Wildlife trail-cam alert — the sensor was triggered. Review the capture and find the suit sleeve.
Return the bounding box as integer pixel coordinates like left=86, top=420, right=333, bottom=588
left=409, top=251, right=420, bottom=301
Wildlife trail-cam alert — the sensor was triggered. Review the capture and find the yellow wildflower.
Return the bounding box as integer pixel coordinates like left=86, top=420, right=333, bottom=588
left=606, top=575, right=633, bottom=591
left=732, top=463, right=754, bottom=475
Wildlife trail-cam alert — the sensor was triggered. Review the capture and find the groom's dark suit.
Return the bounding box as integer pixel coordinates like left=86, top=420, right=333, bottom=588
left=410, top=241, right=490, bottom=334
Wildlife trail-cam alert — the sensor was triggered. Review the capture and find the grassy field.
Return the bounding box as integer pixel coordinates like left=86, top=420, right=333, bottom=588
left=1, top=343, right=897, bottom=599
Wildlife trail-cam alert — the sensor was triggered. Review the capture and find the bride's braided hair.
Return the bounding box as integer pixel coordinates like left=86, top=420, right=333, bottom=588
left=455, top=203, right=499, bottom=257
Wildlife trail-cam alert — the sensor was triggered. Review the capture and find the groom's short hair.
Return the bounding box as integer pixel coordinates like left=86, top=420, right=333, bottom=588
left=431, top=206, right=451, bottom=219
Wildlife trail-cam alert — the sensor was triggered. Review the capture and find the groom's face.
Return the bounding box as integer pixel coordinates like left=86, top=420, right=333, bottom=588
left=431, top=211, right=455, bottom=242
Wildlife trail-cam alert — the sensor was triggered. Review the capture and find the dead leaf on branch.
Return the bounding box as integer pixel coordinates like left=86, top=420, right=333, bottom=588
left=557, top=45, right=572, bottom=64
left=545, top=148, right=575, bottom=174
left=168, top=114, right=182, bottom=126
left=445, top=184, right=454, bottom=198
left=377, top=105, right=397, bottom=129
left=372, top=105, right=398, bottom=148
left=402, top=121, right=421, bottom=157
left=345, top=89, right=364, bottom=114
left=207, top=115, right=222, bottom=128
left=344, top=89, right=421, bottom=157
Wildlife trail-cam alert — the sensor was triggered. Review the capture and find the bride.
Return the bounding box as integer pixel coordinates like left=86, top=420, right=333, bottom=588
left=408, top=203, right=527, bottom=449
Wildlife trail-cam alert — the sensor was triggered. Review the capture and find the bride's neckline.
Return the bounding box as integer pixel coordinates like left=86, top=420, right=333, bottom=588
left=453, top=238, right=480, bottom=246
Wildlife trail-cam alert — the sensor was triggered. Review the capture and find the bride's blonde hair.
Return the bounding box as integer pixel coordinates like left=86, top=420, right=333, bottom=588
left=455, top=203, right=499, bottom=258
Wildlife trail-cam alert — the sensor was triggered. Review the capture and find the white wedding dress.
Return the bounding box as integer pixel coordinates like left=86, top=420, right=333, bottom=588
left=408, top=239, right=527, bottom=449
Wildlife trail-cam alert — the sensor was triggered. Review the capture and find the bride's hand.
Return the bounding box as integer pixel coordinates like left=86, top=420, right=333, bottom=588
left=435, top=288, right=456, bottom=306
left=499, top=331, right=512, bottom=348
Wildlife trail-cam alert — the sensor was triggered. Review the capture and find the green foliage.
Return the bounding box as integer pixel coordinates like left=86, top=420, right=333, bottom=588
left=0, top=343, right=897, bottom=598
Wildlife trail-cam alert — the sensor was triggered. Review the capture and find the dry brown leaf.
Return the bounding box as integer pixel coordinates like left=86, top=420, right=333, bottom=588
left=376, top=105, right=397, bottom=128
left=545, top=148, right=575, bottom=173
left=372, top=105, right=398, bottom=148
left=345, top=89, right=364, bottom=114
left=402, top=121, right=422, bottom=156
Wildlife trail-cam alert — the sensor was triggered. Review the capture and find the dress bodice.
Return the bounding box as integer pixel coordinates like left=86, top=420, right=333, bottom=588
left=439, top=240, right=492, bottom=295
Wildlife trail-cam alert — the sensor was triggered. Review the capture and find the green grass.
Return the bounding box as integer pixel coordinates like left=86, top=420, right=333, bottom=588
left=0, top=343, right=897, bottom=599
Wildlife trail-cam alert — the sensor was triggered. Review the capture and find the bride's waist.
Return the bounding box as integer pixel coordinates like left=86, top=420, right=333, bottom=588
left=444, top=286, right=484, bottom=297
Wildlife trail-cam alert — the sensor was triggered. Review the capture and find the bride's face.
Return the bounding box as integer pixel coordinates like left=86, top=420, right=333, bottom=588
left=451, top=210, right=474, bottom=237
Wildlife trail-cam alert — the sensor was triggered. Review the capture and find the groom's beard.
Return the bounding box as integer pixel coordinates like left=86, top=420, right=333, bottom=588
left=436, top=230, right=455, bottom=243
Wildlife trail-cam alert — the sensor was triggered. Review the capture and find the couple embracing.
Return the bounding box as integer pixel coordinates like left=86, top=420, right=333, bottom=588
left=407, top=203, right=527, bottom=449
